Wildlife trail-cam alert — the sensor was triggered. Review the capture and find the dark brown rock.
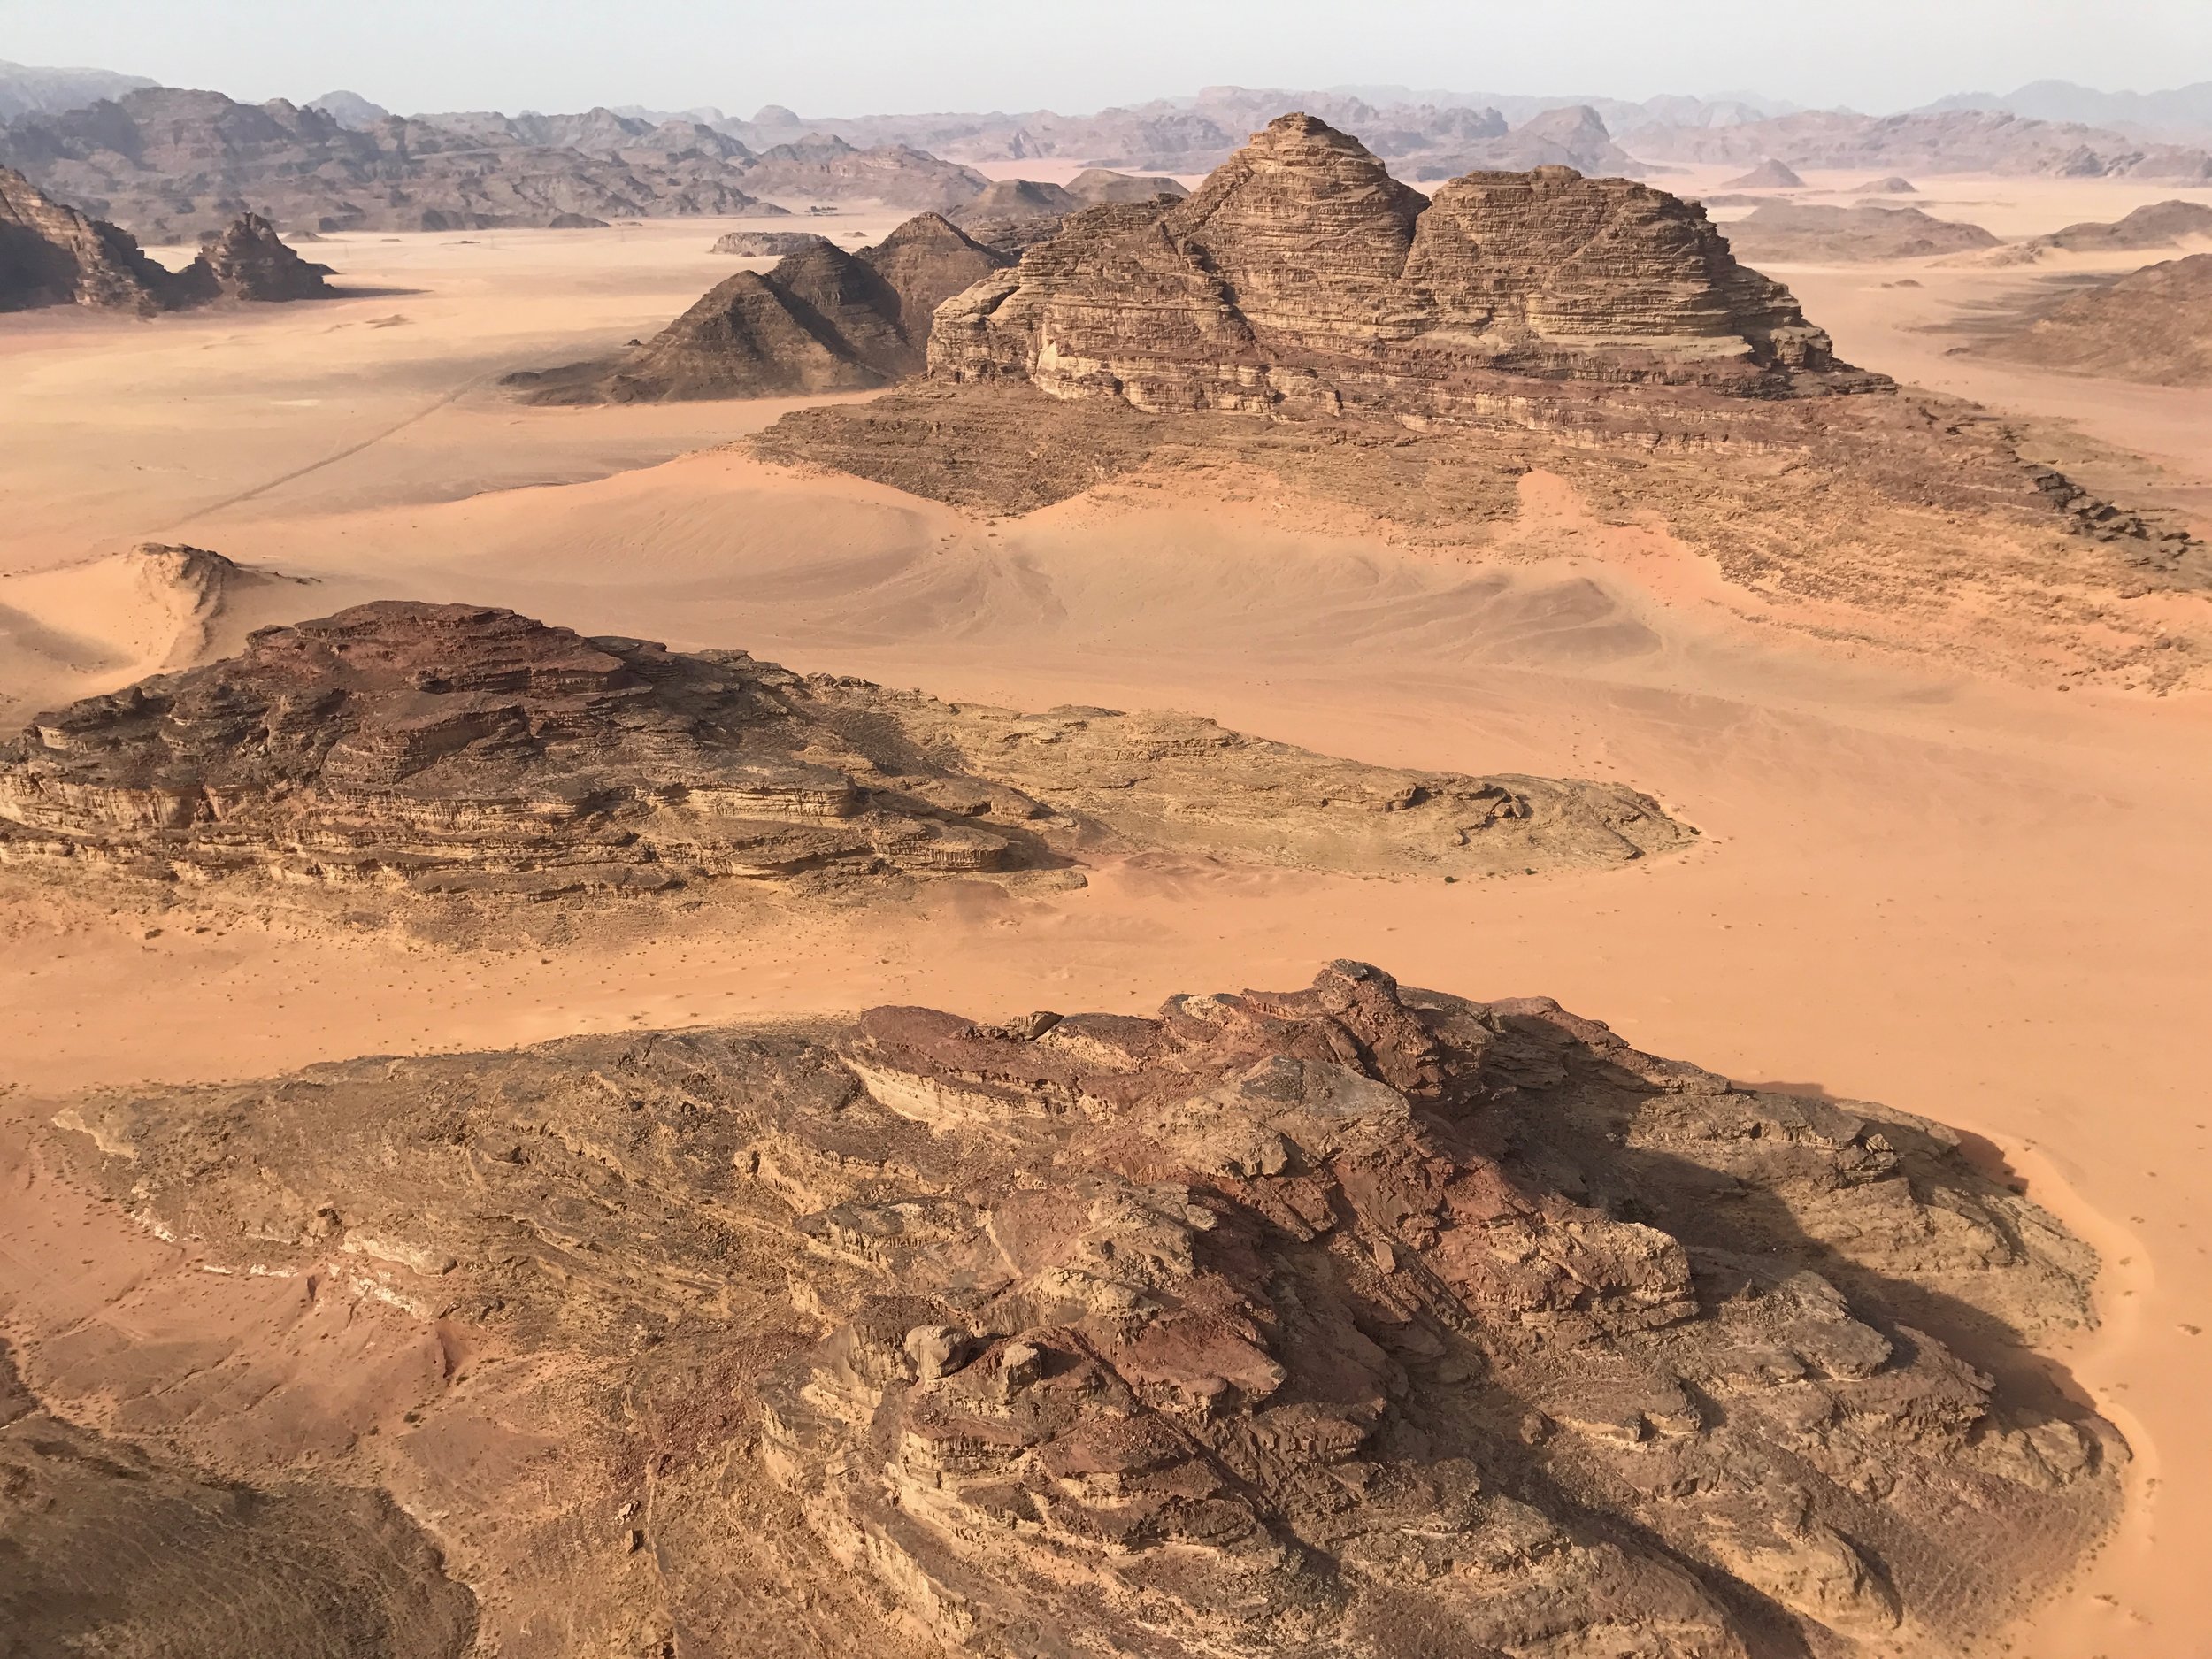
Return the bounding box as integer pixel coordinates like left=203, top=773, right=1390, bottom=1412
left=0, top=162, right=174, bottom=312
left=172, top=211, right=336, bottom=301
left=42, top=964, right=2118, bottom=1655
left=0, top=599, right=1689, bottom=896
left=512, top=211, right=1006, bottom=403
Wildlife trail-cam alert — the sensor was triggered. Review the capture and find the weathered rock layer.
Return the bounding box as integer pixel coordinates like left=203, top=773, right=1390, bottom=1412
left=930, top=115, right=1878, bottom=422
left=42, top=963, right=2119, bottom=1655
left=0, top=599, right=1688, bottom=895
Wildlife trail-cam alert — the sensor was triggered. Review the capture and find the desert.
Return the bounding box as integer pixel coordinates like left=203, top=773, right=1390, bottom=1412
left=2, top=21, right=2211, bottom=1659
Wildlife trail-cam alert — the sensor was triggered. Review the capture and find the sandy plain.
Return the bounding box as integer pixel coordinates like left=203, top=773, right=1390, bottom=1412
left=1, top=178, right=2208, bottom=1656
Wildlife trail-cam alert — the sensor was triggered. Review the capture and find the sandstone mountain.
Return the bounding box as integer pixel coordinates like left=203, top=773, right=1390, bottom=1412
left=0, top=601, right=1687, bottom=899
left=929, top=115, right=1867, bottom=423
left=0, top=86, right=788, bottom=237
left=511, top=212, right=1008, bottom=403
left=951, top=171, right=1192, bottom=256
left=1717, top=201, right=2001, bottom=263
left=1, top=162, right=175, bottom=311
left=1962, top=252, right=2212, bottom=384
left=33, top=961, right=2118, bottom=1655
left=735, top=133, right=987, bottom=210
left=1627, top=107, right=2212, bottom=180
left=1720, top=157, right=1805, bottom=188
left=172, top=211, right=335, bottom=301
left=1852, top=175, right=1919, bottom=193
left=3, top=165, right=334, bottom=311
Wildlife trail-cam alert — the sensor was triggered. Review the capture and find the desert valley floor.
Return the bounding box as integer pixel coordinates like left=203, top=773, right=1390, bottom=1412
left=4, top=164, right=2211, bottom=1656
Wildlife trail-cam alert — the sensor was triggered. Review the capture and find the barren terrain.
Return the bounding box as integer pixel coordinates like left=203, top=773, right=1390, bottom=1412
left=3, top=176, right=2209, bottom=1656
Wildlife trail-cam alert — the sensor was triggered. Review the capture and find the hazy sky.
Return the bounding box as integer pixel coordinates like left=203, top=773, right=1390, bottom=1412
left=6, top=0, right=2208, bottom=117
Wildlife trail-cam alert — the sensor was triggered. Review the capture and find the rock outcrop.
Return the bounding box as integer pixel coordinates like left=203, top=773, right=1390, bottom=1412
left=1852, top=175, right=1919, bottom=193
left=951, top=173, right=1191, bottom=256
left=1721, top=157, right=1806, bottom=188
left=1970, top=198, right=2212, bottom=265
left=511, top=211, right=1006, bottom=402
left=1962, top=251, right=2212, bottom=384
left=0, top=600, right=1689, bottom=896
left=1718, top=201, right=2001, bottom=263
left=1, top=162, right=175, bottom=311
left=172, top=211, right=336, bottom=301
left=4, top=166, right=339, bottom=311
left=42, top=963, right=2120, bottom=1656
left=930, top=115, right=1870, bottom=420
left=1068, top=168, right=1190, bottom=204
left=711, top=228, right=833, bottom=257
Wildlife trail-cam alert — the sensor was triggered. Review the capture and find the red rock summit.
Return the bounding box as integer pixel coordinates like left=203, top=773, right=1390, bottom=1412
left=932, top=113, right=1876, bottom=418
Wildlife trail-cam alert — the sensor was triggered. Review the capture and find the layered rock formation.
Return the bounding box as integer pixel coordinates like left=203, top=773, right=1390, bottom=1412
left=1964, top=252, right=2212, bottom=384
left=40, top=963, right=2119, bottom=1655
left=4, top=165, right=337, bottom=311
left=0, top=87, right=787, bottom=236
left=736, top=133, right=987, bottom=210
left=0, top=600, right=1688, bottom=896
left=1717, top=202, right=2001, bottom=263
left=711, top=228, right=833, bottom=256
left=930, top=115, right=1870, bottom=420
left=952, top=172, right=1190, bottom=256
left=511, top=211, right=1007, bottom=402
left=1, top=162, right=175, bottom=311
left=172, top=210, right=335, bottom=300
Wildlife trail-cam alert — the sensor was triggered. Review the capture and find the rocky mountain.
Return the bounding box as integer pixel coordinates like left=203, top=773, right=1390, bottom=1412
left=1717, top=202, right=2001, bottom=263
left=949, top=171, right=1192, bottom=256
left=1627, top=108, right=2212, bottom=180
left=172, top=211, right=336, bottom=301
left=307, top=88, right=392, bottom=129
left=1720, top=157, right=1805, bottom=188
left=35, top=960, right=2118, bottom=1655
left=736, top=134, right=987, bottom=209
left=3, top=165, right=331, bottom=313
left=0, top=601, right=1687, bottom=897
left=1962, top=253, right=2212, bottom=385
left=930, top=115, right=1866, bottom=425
left=1852, top=175, right=1918, bottom=194
left=1, top=163, right=176, bottom=312
left=512, top=212, right=1009, bottom=403
left=0, top=86, right=784, bottom=237
left=0, top=58, right=153, bottom=121
left=1919, top=79, right=2212, bottom=144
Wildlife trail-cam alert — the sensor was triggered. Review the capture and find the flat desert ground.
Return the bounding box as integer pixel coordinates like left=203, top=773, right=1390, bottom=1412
left=3, top=173, right=2210, bottom=1655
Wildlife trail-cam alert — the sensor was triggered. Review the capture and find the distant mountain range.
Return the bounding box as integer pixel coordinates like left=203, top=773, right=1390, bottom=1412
left=0, top=58, right=153, bottom=120
left=3, top=67, right=2210, bottom=244
left=1919, top=80, right=2212, bottom=142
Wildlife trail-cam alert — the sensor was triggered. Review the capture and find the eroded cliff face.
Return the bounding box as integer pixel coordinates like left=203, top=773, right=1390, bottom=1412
left=0, top=599, right=1688, bottom=896
left=42, top=964, right=2118, bottom=1657
left=929, top=115, right=1874, bottom=419
left=3, top=165, right=336, bottom=312
left=0, top=163, right=176, bottom=312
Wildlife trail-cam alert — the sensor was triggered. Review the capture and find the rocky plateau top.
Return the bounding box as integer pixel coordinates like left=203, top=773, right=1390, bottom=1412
left=27, top=961, right=2118, bottom=1656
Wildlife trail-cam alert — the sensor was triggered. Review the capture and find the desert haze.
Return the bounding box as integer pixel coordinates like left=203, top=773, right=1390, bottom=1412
left=1, top=40, right=2209, bottom=1659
